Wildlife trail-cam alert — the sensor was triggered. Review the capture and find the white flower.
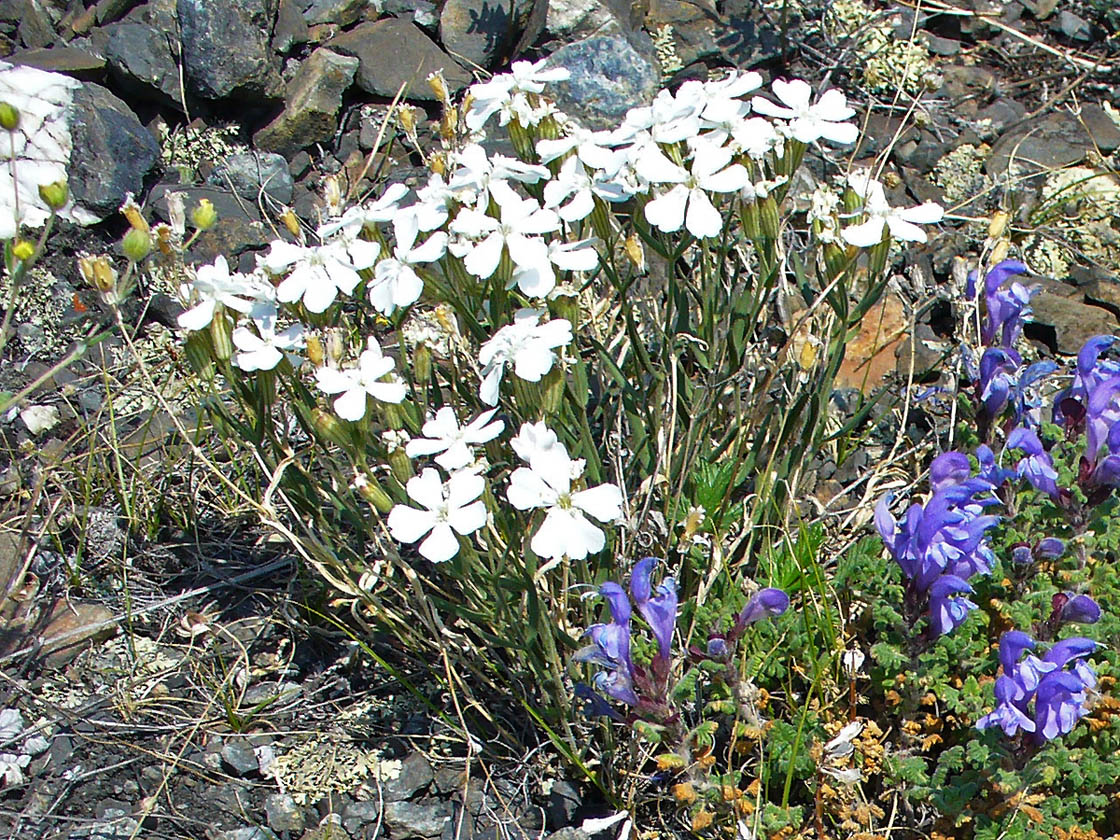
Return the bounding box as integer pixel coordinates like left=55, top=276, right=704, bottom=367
left=751, top=79, right=858, bottom=145
left=405, top=407, right=505, bottom=470
left=413, top=172, right=454, bottom=231
left=368, top=212, right=446, bottom=315
left=0, top=752, right=29, bottom=786
left=512, top=236, right=599, bottom=299
left=506, top=429, right=622, bottom=560
left=510, top=420, right=566, bottom=464
left=232, top=305, right=306, bottom=372
left=315, top=339, right=406, bottom=421
left=178, top=256, right=270, bottom=331
left=642, top=145, right=748, bottom=239
left=536, top=125, right=619, bottom=171
left=840, top=173, right=944, bottom=247
left=452, top=181, right=560, bottom=285
left=477, top=308, right=573, bottom=405
left=388, top=468, right=487, bottom=563
left=464, top=58, right=570, bottom=132
left=265, top=238, right=379, bottom=313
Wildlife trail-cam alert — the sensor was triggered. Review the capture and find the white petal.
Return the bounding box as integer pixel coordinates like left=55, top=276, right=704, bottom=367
left=773, top=78, right=812, bottom=109
left=315, top=366, right=354, bottom=395
left=884, top=217, right=929, bottom=243
left=448, top=500, right=487, bottom=535
left=464, top=232, right=505, bottom=279
left=420, top=523, right=460, bottom=563
left=406, top=468, right=446, bottom=510
left=177, top=299, right=216, bottom=331
left=369, top=380, right=407, bottom=403
left=841, top=217, right=887, bottom=248
left=898, top=202, right=944, bottom=224
left=507, top=467, right=552, bottom=510
left=388, top=505, right=436, bottom=543
left=571, top=483, right=623, bottom=522
left=645, top=185, right=688, bottom=233
left=512, top=343, right=555, bottom=382
left=684, top=189, right=723, bottom=239
left=333, top=387, right=367, bottom=421
left=447, top=471, right=485, bottom=508
left=479, top=365, right=504, bottom=406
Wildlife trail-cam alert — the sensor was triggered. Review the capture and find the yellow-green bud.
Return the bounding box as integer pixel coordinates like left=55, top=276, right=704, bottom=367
left=758, top=196, right=780, bottom=240
left=121, top=227, right=151, bottom=262
left=190, top=198, right=217, bottom=231
left=209, top=309, right=233, bottom=361
left=0, top=102, right=19, bottom=131
left=355, top=474, right=394, bottom=513
left=540, top=365, right=565, bottom=416
left=412, top=341, right=432, bottom=384
left=11, top=240, right=34, bottom=262
left=311, top=407, right=349, bottom=447
left=37, top=180, right=68, bottom=211
left=77, top=254, right=117, bottom=294
left=381, top=401, right=405, bottom=430
left=387, top=446, right=413, bottom=483
left=305, top=335, right=325, bottom=367
left=183, top=332, right=216, bottom=378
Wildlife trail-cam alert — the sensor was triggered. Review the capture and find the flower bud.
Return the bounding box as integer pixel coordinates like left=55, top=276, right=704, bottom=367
left=121, top=227, right=151, bottom=262
left=11, top=240, right=34, bottom=262
left=78, top=254, right=117, bottom=294
left=278, top=207, right=300, bottom=237
left=38, top=180, right=68, bottom=212
left=209, top=309, right=233, bottom=361
left=353, top=472, right=394, bottom=513
left=381, top=400, right=406, bottom=431
left=988, top=210, right=1010, bottom=240
left=183, top=332, right=216, bottom=378
left=989, top=238, right=1010, bottom=265
left=397, top=104, right=417, bottom=134
left=120, top=193, right=148, bottom=234
left=0, top=101, right=19, bottom=131
left=311, top=407, right=350, bottom=447
left=386, top=445, right=413, bottom=483
left=540, top=365, right=565, bottom=415
left=1058, top=592, right=1101, bottom=625
left=430, top=152, right=448, bottom=177
left=325, top=328, right=345, bottom=364
left=324, top=175, right=342, bottom=216
left=623, top=232, right=645, bottom=272
left=759, top=195, right=781, bottom=240
left=190, top=198, right=217, bottom=231
left=427, top=70, right=450, bottom=106
left=305, top=334, right=325, bottom=367
left=412, top=340, right=432, bottom=384
left=671, top=783, right=697, bottom=804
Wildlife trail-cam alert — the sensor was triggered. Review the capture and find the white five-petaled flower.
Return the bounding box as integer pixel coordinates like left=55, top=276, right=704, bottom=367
left=641, top=144, right=749, bottom=239
left=177, top=255, right=271, bottom=331
left=477, top=308, right=573, bottom=405
left=751, top=79, right=859, bottom=145
left=315, top=338, right=406, bottom=421
left=265, top=237, right=380, bottom=314
left=448, top=143, right=551, bottom=208
left=405, top=407, right=505, bottom=470
left=512, top=236, right=600, bottom=299
left=464, top=58, right=571, bottom=132
left=536, top=125, right=619, bottom=171
left=506, top=423, right=623, bottom=561
left=368, top=212, right=447, bottom=315
left=232, top=304, right=306, bottom=372
left=840, top=173, right=944, bottom=247
left=451, top=181, right=561, bottom=286
left=388, top=468, right=487, bottom=563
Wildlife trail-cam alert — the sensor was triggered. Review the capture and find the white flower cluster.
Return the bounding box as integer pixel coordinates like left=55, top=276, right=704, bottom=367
left=172, top=56, right=947, bottom=571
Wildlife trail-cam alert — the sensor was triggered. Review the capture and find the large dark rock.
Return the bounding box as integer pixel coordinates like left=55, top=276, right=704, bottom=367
left=177, top=0, right=282, bottom=101
left=103, top=22, right=183, bottom=109
left=543, top=33, right=659, bottom=130
left=8, top=47, right=105, bottom=80
left=209, top=151, right=293, bottom=204
left=326, top=18, right=470, bottom=101
left=439, top=0, right=534, bottom=70
left=253, top=47, right=358, bottom=156
left=986, top=106, right=1120, bottom=176
left=301, top=0, right=369, bottom=26
left=66, top=82, right=160, bottom=220
left=545, top=0, right=636, bottom=40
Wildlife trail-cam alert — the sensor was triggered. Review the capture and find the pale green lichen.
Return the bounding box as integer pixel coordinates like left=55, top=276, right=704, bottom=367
left=651, top=24, right=683, bottom=83
left=271, top=736, right=396, bottom=805
left=1025, top=166, right=1120, bottom=277
left=932, top=143, right=990, bottom=207
left=1, top=266, right=79, bottom=357
left=825, top=0, right=938, bottom=96
left=158, top=123, right=243, bottom=177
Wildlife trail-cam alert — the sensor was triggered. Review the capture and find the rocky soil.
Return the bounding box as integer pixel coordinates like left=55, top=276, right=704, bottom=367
left=0, top=0, right=1117, bottom=838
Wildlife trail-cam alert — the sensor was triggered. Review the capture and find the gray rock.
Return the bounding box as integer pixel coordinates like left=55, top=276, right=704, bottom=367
left=544, top=830, right=586, bottom=840
left=975, top=98, right=1027, bottom=137
left=545, top=0, right=633, bottom=40
left=922, top=32, right=961, bottom=55
left=384, top=0, right=438, bottom=28
left=209, top=151, right=293, bottom=204
left=17, top=0, right=55, bottom=49
left=341, top=800, right=382, bottom=834
left=103, top=22, right=183, bottom=109
left=1030, top=293, right=1118, bottom=355
left=67, top=83, right=160, bottom=221
left=264, top=793, right=305, bottom=834
left=273, top=0, right=310, bottom=54
left=216, top=829, right=279, bottom=840
left=177, top=0, right=283, bottom=101
left=220, top=740, right=260, bottom=777
left=253, top=47, right=358, bottom=156
left=987, top=107, right=1120, bottom=176
left=384, top=799, right=453, bottom=838
left=384, top=752, right=434, bottom=802
left=302, top=0, right=371, bottom=26
left=67, top=814, right=141, bottom=840
left=1055, top=10, right=1092, bottom=41
left=545, top=780, right=580, bottom=829
left=327, top=18, right=470, bottom=101
left=715, top=0, right=782, bottom=68
left=440, top=0, right=534, bottom=70
left=543, top=34, right=659, bottom=130
left=8, top=47, right=105, bottom=79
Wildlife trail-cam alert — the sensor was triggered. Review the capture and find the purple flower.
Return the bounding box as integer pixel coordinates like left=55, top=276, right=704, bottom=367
left=930, top=451, right=972, bottom=493
left=1035, top=538, right=1065, bottom=559
left=927, top=575, right=977, bottom=636
left=976, top=675, right=1037, bottom=736
left=630, top=557, right=678, bottom=664
left=1034, top=670, right=1090, bottom=742
left=573, top=580, right=638, bottom=709
left=1006, top=427, right=1060, bottom=499
left=1057, top=593, right=1102, bottom=625
left=974, top=260, right=1036, bottom=348
left=731, top=587, right=789, bottom=638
